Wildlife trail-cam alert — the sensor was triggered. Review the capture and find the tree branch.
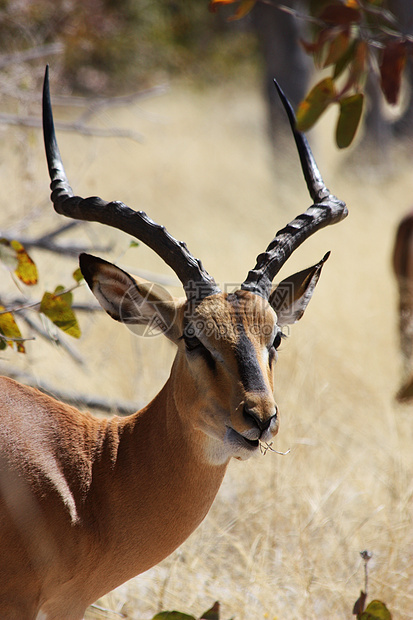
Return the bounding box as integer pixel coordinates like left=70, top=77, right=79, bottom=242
left=0, top=43, right=63, bottom=70
left=0, top=113, right=145, bottom=142
left=0, top=366, right=138, bottom=416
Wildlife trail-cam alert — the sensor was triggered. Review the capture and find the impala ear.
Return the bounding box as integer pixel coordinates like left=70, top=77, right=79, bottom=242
left=269, top=252, right=330, bottom=326
left=79, top=253, right=181, bottom=343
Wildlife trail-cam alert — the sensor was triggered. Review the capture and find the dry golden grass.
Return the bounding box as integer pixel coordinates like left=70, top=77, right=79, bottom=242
left=1, top=75, right=413, bottom=619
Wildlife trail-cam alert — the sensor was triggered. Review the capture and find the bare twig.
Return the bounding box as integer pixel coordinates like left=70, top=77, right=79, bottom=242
left=65, top=83, right=169, bottom=118
left=0, top=366, right=139, bottom=416
left=259, top=441, right=291, bottom=456
left=0, top=113, right=144, bottom=142
left=0, top=43, right=63, bottom=70
left=0, top=231, right=111, bottom=257
left=0, top=334, right=35, bottom=345
left=23, top=312, right=85, bottom=365
left=361, top=550, right=373, bottom=595
left=38, top=222, right=80, bottom=240
left=89, top=603, right=126, bottom=618
left=0, top=299, right=41, bottom=316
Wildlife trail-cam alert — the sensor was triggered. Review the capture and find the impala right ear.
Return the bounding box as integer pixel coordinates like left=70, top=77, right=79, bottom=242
left=269, top=252, right=330, bottom=326
left=79, top=253, right=181, bottom=343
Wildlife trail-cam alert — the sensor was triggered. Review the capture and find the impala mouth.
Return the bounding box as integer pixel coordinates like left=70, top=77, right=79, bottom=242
left=227, top=427, right=260, bottom=451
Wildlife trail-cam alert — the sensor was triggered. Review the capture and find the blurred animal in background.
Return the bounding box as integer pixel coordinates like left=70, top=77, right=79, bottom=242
left=393, top=209, right=413, bottom=401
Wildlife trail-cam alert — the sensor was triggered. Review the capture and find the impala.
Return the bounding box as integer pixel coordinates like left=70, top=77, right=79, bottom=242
left=393, top=208, right=413, bottom=401
left=0, top=67, right=347, bottom=619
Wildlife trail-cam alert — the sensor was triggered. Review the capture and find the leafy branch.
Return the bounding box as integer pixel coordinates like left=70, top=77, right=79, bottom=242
left=210, top=0, right=412, bottom=147
left=0, top=238, right=83, bottom=353
left=352, top=550, right=392, bottom=620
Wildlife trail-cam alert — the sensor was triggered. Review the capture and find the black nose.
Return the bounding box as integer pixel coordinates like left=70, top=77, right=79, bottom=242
left=243, top=404, right=275, bottom=432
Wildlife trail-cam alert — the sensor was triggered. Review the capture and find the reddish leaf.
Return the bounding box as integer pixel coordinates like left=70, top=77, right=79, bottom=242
left=324, top=28, right=350, bottom=67
left=341, top=40, right=367, bottom=94
left=352, top=590, right=367, bottom=615
left=208, top=0, right=256, bottom=18
left=336, top=93, right=364, bottom=148
left=301, top=29, right=332, bottom=67
left=208, top=0, right=236, bottom=11
left=380, top=40, right=407, bottom=105
left=201, top=602, right=220, bottom=620
left=319, top=4, right=361, bottom=24
left=228, top=0, right=256, bottom=20
left=296, top=77, right=336, bottom=132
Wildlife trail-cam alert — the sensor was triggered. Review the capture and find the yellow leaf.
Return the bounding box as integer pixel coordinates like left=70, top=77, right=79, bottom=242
left=73, top=267, right=84, bottom=283
left=0, top=239, right=38, bottom=285
left=40, top=287, right=81, bottom=339
left=0, top=306, right=25, bottom=353
left=359, top=599, right=392, bottom=620
left=296, top=78, right=336, bottom=132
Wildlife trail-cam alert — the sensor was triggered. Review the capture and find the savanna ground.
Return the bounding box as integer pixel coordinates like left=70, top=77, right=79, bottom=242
left=1, top=71, right=413, bottom=619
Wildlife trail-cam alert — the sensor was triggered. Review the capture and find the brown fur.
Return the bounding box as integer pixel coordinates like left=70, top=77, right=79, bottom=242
left=0, top=284, right=286, bottom=619
left=393, top=211, right=413, bottom=396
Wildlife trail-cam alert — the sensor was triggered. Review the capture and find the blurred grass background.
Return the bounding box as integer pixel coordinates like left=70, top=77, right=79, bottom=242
left=1, top=2, right=413, bottom=618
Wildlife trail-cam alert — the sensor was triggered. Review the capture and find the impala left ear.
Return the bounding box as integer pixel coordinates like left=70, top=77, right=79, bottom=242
left=79, top=253, right=182, bottom=343
left=269, top=252, right=330, bottom=326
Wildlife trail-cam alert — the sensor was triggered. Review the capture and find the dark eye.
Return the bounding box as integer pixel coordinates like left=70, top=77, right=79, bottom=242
left=272, top=331, right=282, bottom=350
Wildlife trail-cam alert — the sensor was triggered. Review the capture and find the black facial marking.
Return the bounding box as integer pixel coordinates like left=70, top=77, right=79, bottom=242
left=234, top=330, right=268, bottom=393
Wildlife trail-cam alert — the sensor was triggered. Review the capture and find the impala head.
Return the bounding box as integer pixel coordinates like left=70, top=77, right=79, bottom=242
left=42, top=66, right=347, bottom=464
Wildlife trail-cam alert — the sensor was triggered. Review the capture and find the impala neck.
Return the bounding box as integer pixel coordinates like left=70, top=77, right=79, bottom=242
left=79, top=362, right=228, bottom=587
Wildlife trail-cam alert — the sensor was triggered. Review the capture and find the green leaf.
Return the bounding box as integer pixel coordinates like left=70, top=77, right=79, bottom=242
left=336, top=93, right=364, bottom=148
left=0, top=306, right=25, bottom=353
left=0, top=238, right=38, bottom=285
left=40, top=287, right=81, bottom=339
left=152, top=612, right=196, bottom=620
left=296, top=78, right=336, bottom=132
left=73, top=267, right=84, bottom=283
left=129, top=240, right=140, bottom=249
left=358, top=599, right=392, bottom=620
left=201, top=602, right=220, bottom=620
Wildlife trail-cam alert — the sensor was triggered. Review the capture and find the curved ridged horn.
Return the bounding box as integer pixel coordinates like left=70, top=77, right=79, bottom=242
left=241, top=80, right=348, bottom=299
left=42, top=66, right=220, bottom=301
